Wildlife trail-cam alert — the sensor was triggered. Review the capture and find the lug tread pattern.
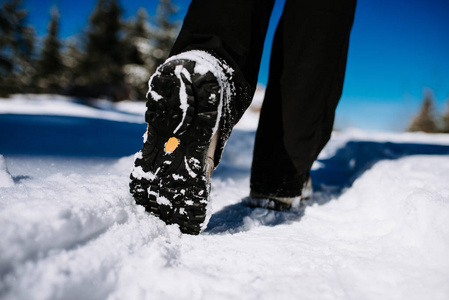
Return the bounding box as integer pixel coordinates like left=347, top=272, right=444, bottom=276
left=130, top=59, right=221, bottom=235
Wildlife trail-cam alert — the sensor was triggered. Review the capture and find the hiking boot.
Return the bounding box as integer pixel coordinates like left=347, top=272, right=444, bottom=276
left=246, top=176, right=313, bottom=211
left=129, top=51, right=229, bottom=235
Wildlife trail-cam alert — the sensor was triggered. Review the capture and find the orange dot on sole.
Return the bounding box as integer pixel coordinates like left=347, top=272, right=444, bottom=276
left=165, top=137, right=179, bottom=153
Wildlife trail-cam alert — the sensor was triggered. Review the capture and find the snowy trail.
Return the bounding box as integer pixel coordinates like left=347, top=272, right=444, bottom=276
left=2, top=137, right=449, bottom=300
left=1, top=97, right=449, bottom=299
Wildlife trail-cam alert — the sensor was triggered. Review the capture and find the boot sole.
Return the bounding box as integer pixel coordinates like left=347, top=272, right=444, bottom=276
left=130, top=59, right=222, bottom=235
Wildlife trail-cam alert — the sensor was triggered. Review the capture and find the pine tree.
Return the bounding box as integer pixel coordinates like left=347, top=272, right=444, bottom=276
left=151, top=0, right=179, bottom=70
left=442, top=97, right=449, bottom=133
left=64, top=39, right=83, bottom=75
left=125, top=8, right=150, bottom=65
left=36, top=7, right=65, bottom=93
left=0, top=0, right=35, bottom=96
left=121, top=1, right=180, bottom=100
left=123, top=8, right=152, bottom=99
left=76, top=0, right=128, bottom=101
left=408, top=91, right=439, bottom=133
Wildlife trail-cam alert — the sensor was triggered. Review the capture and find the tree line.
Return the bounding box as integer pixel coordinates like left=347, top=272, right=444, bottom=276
left=2, top=0, right=449, bottom=133
left=0, top=0, right=178, bottom=101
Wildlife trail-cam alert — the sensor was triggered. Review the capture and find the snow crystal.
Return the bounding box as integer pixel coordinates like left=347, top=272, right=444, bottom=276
left=173, top=65, right=189, bottom=134
left=172, top=174, right=185, bottom=181
left=156, top=196, right=172, bottom=207
left=184, top=157, right=197, bottom=178
left=188, top=157, right=200, bottom=169
left=193, top=63, right=210, bottom=75
left=131, top=166, right=157, bottom=181
left=149, top=90, right=163, bottom=101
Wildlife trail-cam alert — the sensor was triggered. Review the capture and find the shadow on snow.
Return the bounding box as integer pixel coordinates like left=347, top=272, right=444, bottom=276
left=206, top=132, right=449, bottom=234
left=0, top=114, right=146, bottom=158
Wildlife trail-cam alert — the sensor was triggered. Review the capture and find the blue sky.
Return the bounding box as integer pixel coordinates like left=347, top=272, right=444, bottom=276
left=20, top=0, right=449, bottom=131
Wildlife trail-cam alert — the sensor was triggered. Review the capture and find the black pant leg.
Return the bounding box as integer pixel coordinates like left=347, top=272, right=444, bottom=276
left=171, top=0, right=275, bottom=91
left=170, top=0, right=275, bottom=166
left=251, top=0, right=356, bottom=197
left=251, top=17, right=306, bottom=197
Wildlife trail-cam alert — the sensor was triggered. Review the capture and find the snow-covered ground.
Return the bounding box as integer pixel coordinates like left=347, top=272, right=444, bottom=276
left=1, top=95, right=449, bottom=300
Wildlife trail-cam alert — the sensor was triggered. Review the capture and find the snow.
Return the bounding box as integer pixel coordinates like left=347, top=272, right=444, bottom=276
left=173, top=65, right=190, bottom=134
left=1, top=95, right=449, bottom=300
left=149, top=90, right=163, bottom=102
left=0, top=94, right=145, bottom=124
left=184, top=157, right=198, bottom=178
left=131, top=165, right=158, bottom=181
left=0, top=155, right=14, bottom=188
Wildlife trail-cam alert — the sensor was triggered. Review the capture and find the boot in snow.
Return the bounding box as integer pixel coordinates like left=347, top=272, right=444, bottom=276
left=130, top=51, right=229, bottom=235
left=246, top=176, right=313, bottom=211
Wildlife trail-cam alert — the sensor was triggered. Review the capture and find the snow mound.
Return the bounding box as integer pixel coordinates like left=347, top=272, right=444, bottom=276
left=0, top=156, right=175, bottom=300
left=303, top=156, right=449, bottom=299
